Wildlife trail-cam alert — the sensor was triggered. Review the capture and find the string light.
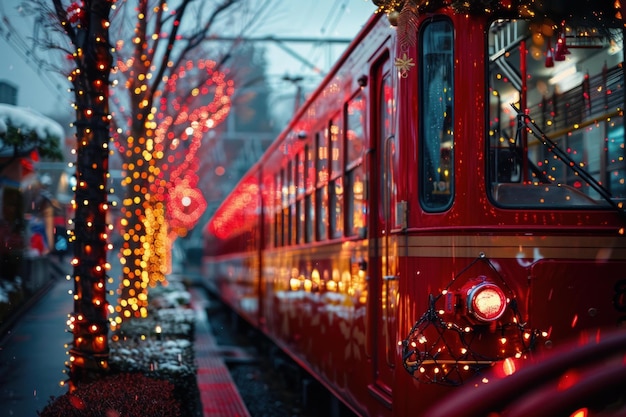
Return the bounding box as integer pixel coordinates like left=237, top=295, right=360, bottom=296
left=401, top=254, right=546, bottom=386
left=52, top=0, right=116, bottom=391
left=111, top=50, right=234, bottom=321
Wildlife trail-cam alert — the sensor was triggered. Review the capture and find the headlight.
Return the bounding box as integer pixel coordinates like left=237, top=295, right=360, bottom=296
left=466, top=279, right=507, bottom=322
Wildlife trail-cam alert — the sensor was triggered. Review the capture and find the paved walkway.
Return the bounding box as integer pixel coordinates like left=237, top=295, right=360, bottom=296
left=0, top=261, right=70, bottom=417
left=0, top=262, right=250, bottom=417
left=190, top=286, right=251, bottom=417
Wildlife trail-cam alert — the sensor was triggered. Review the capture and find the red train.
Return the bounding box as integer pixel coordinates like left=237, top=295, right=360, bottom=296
left=203, top=2, right=626, bottom=416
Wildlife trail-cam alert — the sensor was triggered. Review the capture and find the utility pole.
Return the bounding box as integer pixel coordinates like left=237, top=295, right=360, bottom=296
left=282, top=75, right=304, bottom=115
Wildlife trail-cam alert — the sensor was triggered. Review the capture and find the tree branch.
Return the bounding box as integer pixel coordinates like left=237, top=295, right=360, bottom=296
left=51, top=0, right=77, bottom=44
left=148, top=0, right=193, bottom=99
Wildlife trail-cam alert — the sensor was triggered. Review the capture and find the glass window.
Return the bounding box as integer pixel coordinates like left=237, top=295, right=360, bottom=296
left=296, top=150, right=305, bottom=197
left=329, top=176, right=344, bottom=238
left=282, top=168, right=290, bottom=245
left=305, top=192, right=315, bottom=243
left=347, top=164, right=366, bottom=237
left=288, top=161, right=296, bottom=245
left=296, top=198, right=305, bottom=244
left=275, top=173, right=282, bottom=247
left=295, top=151, right=305, bottom=244
left=264, top=174, right=276, bottom=249
left=304, top=145, right=316, bottom=243
left=328, top=115, right=344, bottom=239
left=420, top=20, right=454, bottom=211
left=316, top=186, right=328, bottom=241
left=380, top=71, right=398, bottom=228
left=288, top=202, right=296, bottom=246
left=287, top=161, right=295, bottom=204
left=330, top=117, right=343, bottom=177
left=608, top=125, right=626, bottom=198
left=316, top=130, right=329, bottom=240
left=347, top=93, right=366, bottom=168
left=316, top=131, right=329, bottom=184
left=305, top=144, right=315, bottom=192
left=346, top=92, right=369, bottom=237
left=487, top=19, right=625, bottom=208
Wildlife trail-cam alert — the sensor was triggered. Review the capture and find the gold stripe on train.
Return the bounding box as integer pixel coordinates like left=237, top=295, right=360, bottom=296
left=263, top=234, right=626, bottom=261
left=405, top=235, right=626, bottom=260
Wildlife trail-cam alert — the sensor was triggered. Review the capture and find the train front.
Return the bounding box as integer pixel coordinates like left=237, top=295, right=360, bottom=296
left=389, top=1, right=626, bottom=415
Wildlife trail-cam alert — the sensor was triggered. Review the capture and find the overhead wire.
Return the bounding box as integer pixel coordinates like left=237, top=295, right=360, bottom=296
left=302, top=0, right=350, bottom=75
left=0, top=3, right=68, bottom=104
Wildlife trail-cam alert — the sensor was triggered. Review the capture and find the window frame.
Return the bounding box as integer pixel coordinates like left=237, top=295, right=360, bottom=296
left=419, top=18, right=455, bottom=212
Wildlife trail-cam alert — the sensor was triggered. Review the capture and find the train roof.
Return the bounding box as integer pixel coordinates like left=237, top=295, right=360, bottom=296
left=204, top=11, right=386, bottom=237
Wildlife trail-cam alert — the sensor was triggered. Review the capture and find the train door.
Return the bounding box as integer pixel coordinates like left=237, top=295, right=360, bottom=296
left=368, top=54, right=398, bottom=406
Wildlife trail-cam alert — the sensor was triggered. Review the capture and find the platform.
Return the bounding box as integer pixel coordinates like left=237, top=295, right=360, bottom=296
left=190, top=286, right=251, bottom=417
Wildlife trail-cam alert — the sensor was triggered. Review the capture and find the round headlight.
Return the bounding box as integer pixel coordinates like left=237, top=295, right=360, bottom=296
left=466, top=281, right=507, bottom=322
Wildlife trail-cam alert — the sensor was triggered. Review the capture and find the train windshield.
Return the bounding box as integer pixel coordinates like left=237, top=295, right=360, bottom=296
left=487, top=19, right=626, bottom=210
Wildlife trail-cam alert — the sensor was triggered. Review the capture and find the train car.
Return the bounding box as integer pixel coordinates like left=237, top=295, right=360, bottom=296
left=203, top=2, right=626, bottom=416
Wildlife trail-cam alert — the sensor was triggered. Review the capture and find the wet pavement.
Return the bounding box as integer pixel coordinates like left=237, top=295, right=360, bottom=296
left=0, top=261, right=252, bottom=417
left=0, top=260, right=72, bottom=417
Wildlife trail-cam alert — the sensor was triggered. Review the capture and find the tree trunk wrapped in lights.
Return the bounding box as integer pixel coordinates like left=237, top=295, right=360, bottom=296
left=51, top=0, right=114, bottom=390
left=109, top=0, right=265, bottom=324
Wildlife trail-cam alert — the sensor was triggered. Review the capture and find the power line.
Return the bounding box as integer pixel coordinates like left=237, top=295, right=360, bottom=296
left=206, top=36, right=352, bottom=76
left=320, top=0, right=349, bottom=36
left=0, top=11, right=69, bottom=103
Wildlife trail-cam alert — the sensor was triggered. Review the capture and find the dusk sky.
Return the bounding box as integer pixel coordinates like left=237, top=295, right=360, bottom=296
left=0, top=0, right=375, bottom=121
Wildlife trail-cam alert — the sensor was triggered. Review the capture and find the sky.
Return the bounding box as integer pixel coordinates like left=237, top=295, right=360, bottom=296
left=0, top=0, right=376, bottom=121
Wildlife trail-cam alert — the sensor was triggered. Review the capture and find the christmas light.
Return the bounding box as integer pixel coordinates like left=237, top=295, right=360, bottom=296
left=402, top=255, right=545, bottom=386
left=111, top=53, right=234, bottom=321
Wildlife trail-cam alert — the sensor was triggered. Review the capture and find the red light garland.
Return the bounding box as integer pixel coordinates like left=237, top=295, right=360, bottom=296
left=66, top=2, right=86, bottom=26
left=145, top=59, right=233, bottom=234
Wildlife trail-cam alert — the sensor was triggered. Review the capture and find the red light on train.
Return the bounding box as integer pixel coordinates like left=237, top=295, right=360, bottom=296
left=465, top=279, right=507, bottom=322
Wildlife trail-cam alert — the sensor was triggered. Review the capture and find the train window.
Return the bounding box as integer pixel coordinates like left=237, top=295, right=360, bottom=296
left=296, top=150, right=305, bottom=197
left=347, top=93, right=366, bottom=168
left=346, top=92, right=368, bottom=237
left=305, top=143, right=316, bottom=192
left=608, top=127, right=626, bottom=198
left=305, top=144, right=315, bottom=243
left=316, top=131, right=329, bottom=240
left=288, top=160, right=295, bottom=204
left=330, top=117, right=343, bottom=177
left=329, top=176, right=344, bottom=238
left=288, top=161, right=296, bottom=246
left=289, top=202, right=296, bottom=246
left=347, top=164, right=366, bottom=237
left=275, top=172, right=282, bottom=247
left=296, top=151, right=305, bottom=244
left=316, top=186, right=328, bottom=240
left=420, top=20, right=454, bottom=211
left=282, top=168, right=290, bottom=246
left=316, top=131, right=329, bottom=184
left=487, top=19, right=625, bottom=208
left=296, top=198, right=305, bottom=244
left=264, top=174, right=275, bottom=249
left=305, top=191, right=315, bottom=243
left=329, top=115, right=344, bottom=239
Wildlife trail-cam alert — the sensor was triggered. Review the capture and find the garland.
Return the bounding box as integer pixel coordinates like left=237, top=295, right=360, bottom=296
left=372, top=0, right=622, bottom=19
left=372, top=0, right=623, bottom=73
left=373, top=0, right=502, bottom=16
